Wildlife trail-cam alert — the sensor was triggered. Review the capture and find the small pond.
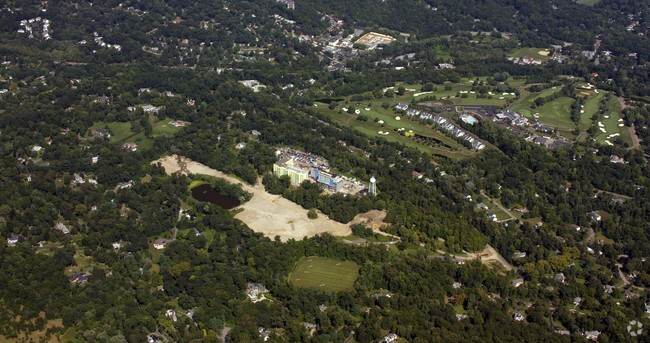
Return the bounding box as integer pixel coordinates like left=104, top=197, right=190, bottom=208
left=191, top=184, right=241, bottom=209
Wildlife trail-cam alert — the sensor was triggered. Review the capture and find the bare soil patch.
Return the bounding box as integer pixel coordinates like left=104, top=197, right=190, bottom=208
left=153, top=155, right=352, bottom=241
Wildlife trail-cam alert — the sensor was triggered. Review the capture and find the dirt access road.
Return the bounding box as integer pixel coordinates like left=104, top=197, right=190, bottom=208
left=153, top=155, right=352, bottom=241
left=432, top=244, right=514, bottom=271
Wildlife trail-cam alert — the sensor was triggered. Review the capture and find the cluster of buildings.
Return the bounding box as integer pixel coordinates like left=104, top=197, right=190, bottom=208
left=246, top=283, right=269, bottom=302
left=433, top=115, right=485, bottom=150
left=69, top=271, right=91, bottom=285
left=18, top=17, right=51, bottom=40
left=395, top=103, right=486, bottom=150
left=92, top=32, right=121, bottom=51
left=273, top=147, right=367, bottom=194
left=508, top=56, right=543, bottom=65
left=480, top=109, right=574, bottom=149
left=238, top=79, right=267, bottom=92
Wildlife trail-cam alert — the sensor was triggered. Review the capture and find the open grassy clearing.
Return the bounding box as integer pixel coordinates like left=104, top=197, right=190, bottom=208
left=89, top=117, right=182, bottom=150
left=89, top=121, right=133, bottom=142
left=483, top=202, right=510, bottom=221
left=510, top=47, right=551, bottom=61
left=189, top=180, right=209, bottom=189
left=288, top=256, right=360, bottom=292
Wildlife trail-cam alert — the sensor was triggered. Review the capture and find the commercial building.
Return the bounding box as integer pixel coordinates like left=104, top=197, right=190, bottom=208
left=273, top=148, right=365, bottom=194
left=311, top=168, right=344, bottom=192
left=273, top=157, right=309, bottom=186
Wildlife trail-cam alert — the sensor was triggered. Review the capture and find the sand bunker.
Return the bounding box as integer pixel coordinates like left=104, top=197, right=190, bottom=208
left=538, top=50, right=550, bottom=56
left=153, top=155, right=352, bottom=241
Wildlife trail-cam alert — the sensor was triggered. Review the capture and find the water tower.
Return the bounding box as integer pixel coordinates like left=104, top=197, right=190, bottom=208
left=368, top=176, right=377, bottom=196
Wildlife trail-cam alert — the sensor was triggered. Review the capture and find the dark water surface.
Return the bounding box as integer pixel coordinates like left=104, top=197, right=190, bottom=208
left=191, top=184, right=241, bottom=209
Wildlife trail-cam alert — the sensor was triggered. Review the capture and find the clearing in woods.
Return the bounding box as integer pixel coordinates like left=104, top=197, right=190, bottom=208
left=288, top=256, right=360, bottom=292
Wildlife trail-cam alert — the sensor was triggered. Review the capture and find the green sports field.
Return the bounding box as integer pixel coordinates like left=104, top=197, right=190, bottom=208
left=509, top=48, right=551, bottom=61
left=288, top=256, right=360, bottom=292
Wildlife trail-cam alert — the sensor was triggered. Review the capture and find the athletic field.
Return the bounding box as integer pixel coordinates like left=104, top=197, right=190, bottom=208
left=288, top=256, right=360, bottom=292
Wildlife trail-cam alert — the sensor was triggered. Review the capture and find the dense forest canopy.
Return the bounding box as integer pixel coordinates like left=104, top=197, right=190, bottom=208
left=0, top=0, right=649, bottom=341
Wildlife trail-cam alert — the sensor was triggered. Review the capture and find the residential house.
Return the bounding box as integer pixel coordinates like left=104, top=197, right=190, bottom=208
left=573, top=297, right=582, bottom=306
left=610, top=155, right=626, bottom=164
left=512, top=278, right=524, bottom=288
left=118, top=180, right=134, bottom=189
left=588, top=211, right=602, bottom=222
left=235, top=142, right=247, bottom=150
left=246, top=283, right=269, bottom=302
left=165, top=309, right=177, bottom=322
left=412, top=171, right=423, bottom=180
left=54, top=222, right=70, bottom=234
left=7, top=234, right=20, bottom=247
left=406, top=108, right=421, bottom=117
left=90, top=128, right=111, bottom=138
left=258, top=327, right=271, bottom=342
left=395, top=103, right=409, bottom=111
left=371, top=292, right=393, bottom=299
left=381, top=333, right=399, bottom=343
left=555, top=272, right=566, bottom=283
left=535, top=123, right=555, bottom=134
left=122, top=142, right=138, bottom=152
left=584, top=331, right=600, bottom=341
left=141, top=104, right=161, bottom=113
left=303, top=322, right=317, bottom=331
left=513, top=252, right=527, bottom=259
left=153, top=238, right=171, bottom=250
left=513, top=313, right=525, bottom=321
left=69, top=271, right=91, bottom=285
left=95, top=95, right=110, bottom=104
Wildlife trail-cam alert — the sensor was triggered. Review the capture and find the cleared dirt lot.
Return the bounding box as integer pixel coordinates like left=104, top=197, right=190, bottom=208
left=153, top=155, right=351, bottom=241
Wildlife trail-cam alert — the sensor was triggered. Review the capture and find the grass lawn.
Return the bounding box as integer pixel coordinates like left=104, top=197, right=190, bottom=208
left=577, top=0, right=599, bottom=5
left=90, top=117, right=182, bottom=150
left=510, top=48, right=551, bottom=61
left=595, top=233, right=614, bottom=245
left=189, top=180, right=209, bottom=189
left=89, top=121, right=133, bottom=142
left=315, top=103, right=473, bottom=159
left=288, top=256, right=360, bottom=292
